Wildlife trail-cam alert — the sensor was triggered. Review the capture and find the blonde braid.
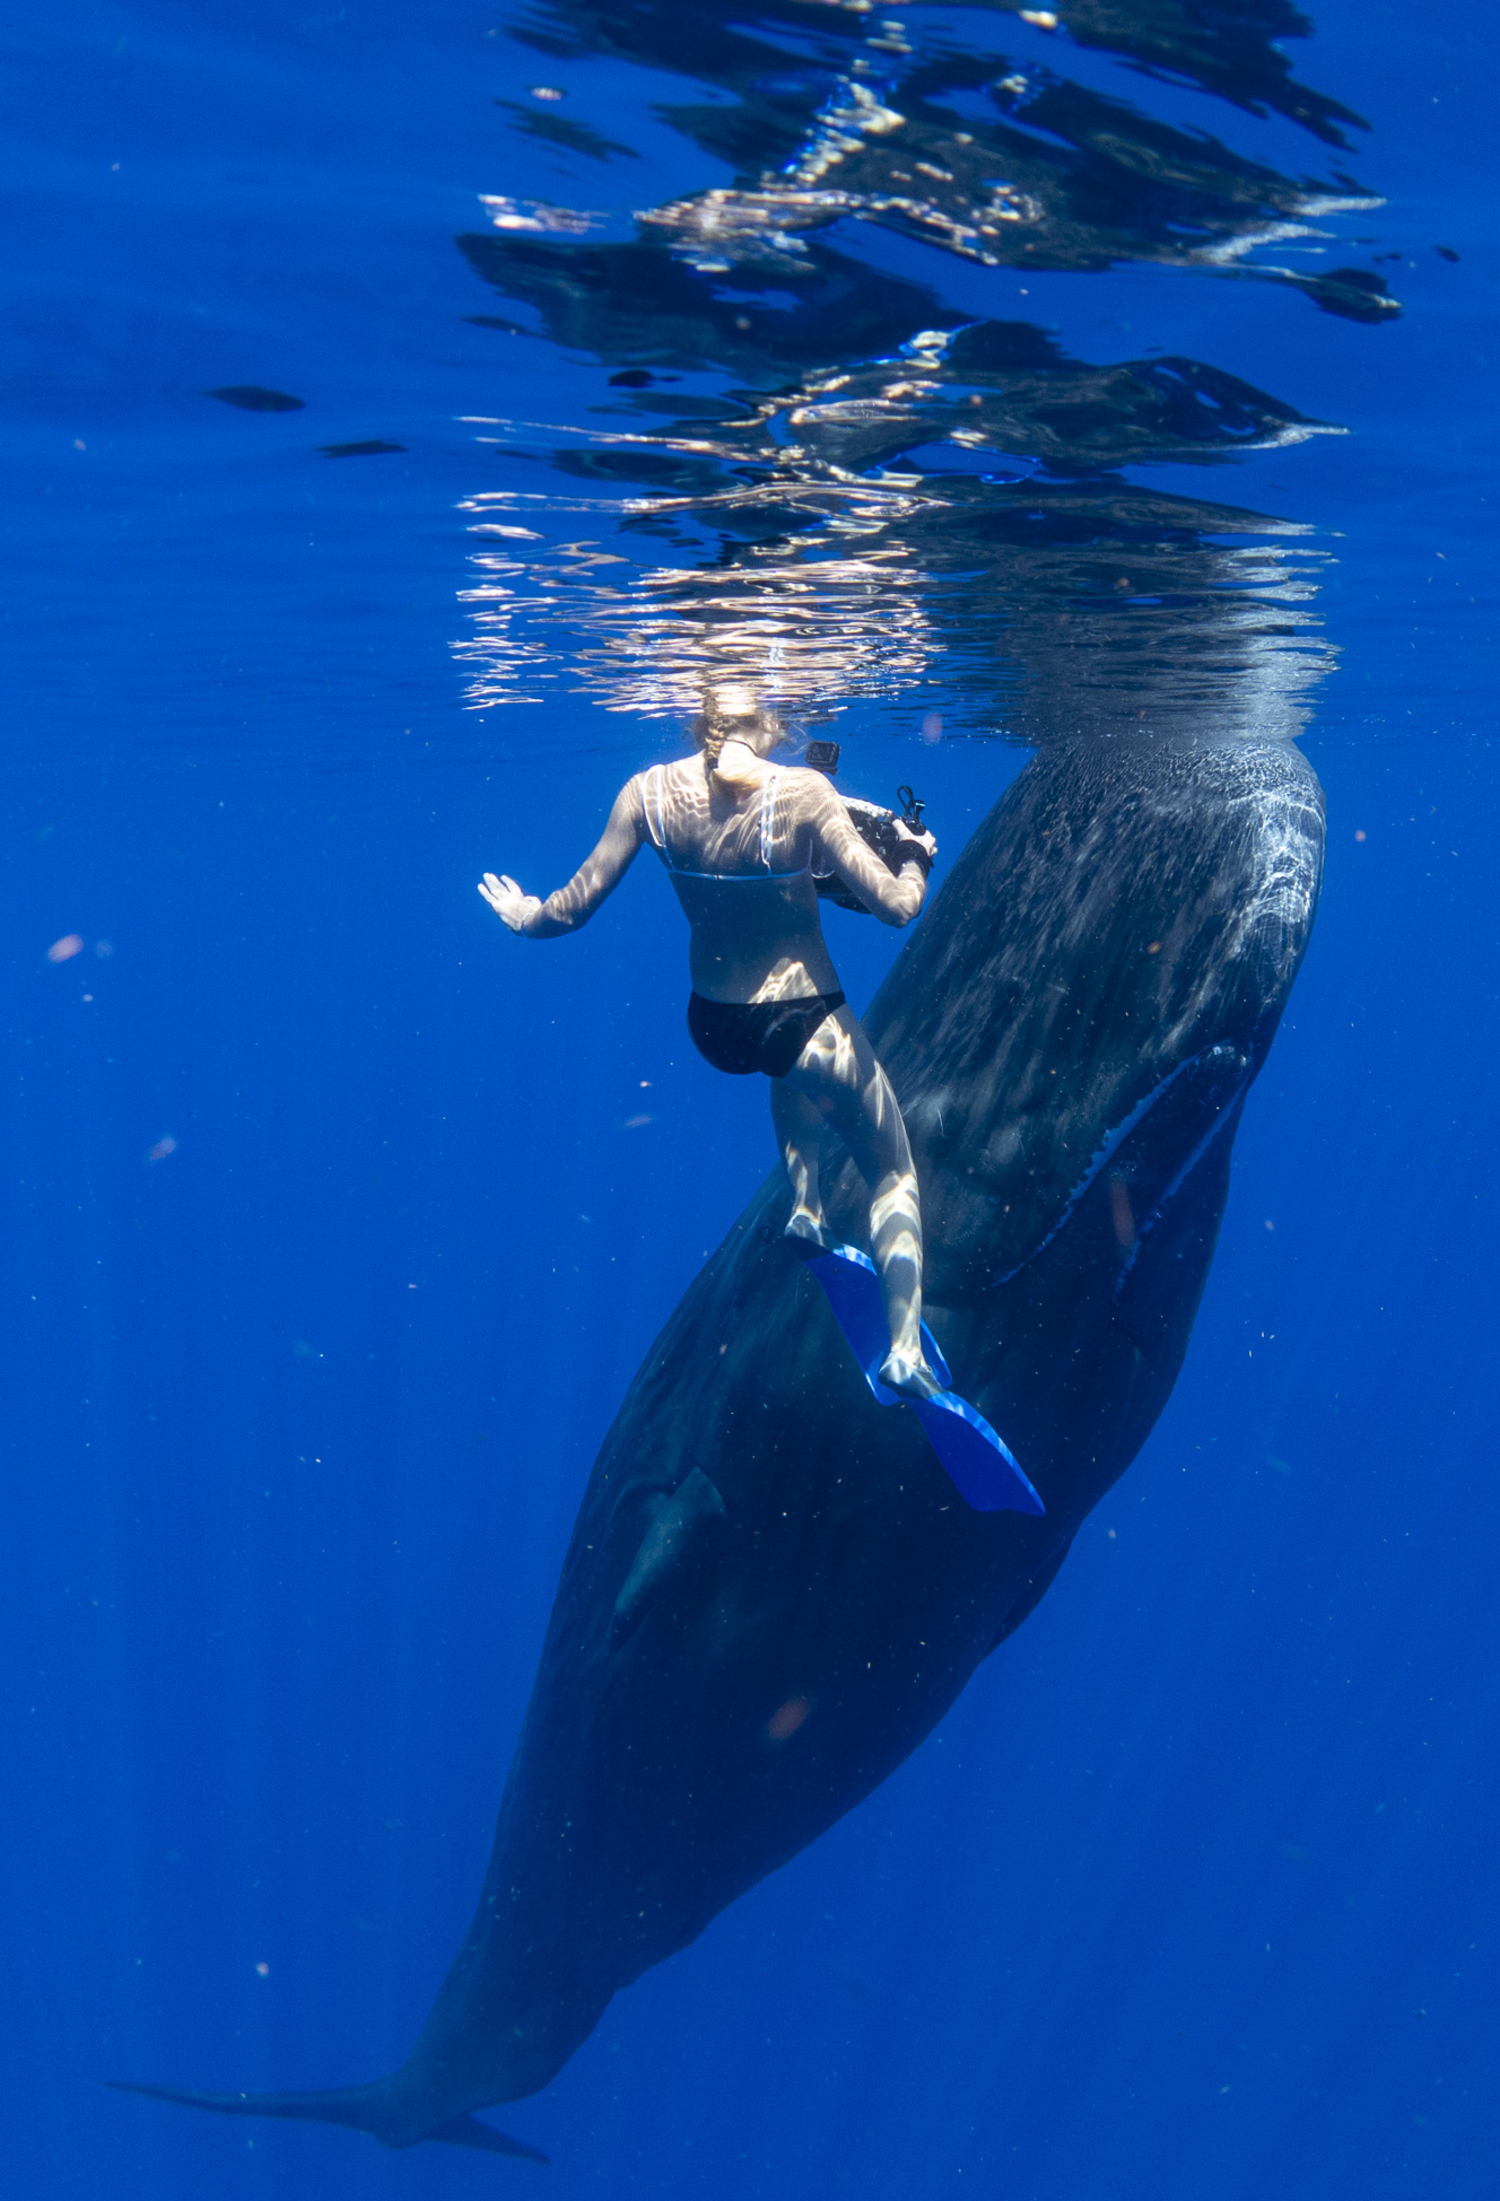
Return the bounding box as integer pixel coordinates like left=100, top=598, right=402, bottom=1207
left=691, top=704, right=781, bottom=767
left=692, top=712, right=729, bottom=767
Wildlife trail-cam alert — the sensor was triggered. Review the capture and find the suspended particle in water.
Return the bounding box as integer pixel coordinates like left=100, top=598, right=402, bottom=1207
left=921, top=712, right=943, bottom=743
left=1109, top=1172, right=1136, bottom=1251
left=147, top=1136, right=178, bottom=1163
left=767, top=1697, right=810, bottom=1742
left=47, top=934, right=84, bottom=963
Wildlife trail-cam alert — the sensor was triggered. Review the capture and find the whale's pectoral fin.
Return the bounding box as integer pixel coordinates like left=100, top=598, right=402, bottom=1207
left=107, top=2080, right=548, bottom=2163
left=610, top=1464, right=728, bottom=1649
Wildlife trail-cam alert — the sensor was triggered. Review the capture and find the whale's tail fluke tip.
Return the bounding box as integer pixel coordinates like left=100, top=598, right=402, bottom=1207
left=107, top=2079, right=548, bottom=2165
left=428, top=2114, right=550, bottom=2161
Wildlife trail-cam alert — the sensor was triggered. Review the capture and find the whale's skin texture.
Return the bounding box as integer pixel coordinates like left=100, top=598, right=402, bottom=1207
left=123, top=733, right=1323, bottom=2152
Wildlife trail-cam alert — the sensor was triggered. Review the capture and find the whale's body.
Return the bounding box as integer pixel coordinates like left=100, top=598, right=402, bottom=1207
left=120, top=731, right=1324, bottom=2156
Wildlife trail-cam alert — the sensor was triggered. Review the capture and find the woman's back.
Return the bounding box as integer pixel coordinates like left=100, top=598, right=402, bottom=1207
left=641, top=756, right=813, bottom=879
left=640, top=757, right=834, bottom=1004
left=478, top=736, right=929, bottom=1002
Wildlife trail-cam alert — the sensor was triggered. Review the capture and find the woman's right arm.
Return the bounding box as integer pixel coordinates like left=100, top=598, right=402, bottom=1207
left=480, top=775, right=648, bottom=938
left=804, top=776, right=935, bottom=927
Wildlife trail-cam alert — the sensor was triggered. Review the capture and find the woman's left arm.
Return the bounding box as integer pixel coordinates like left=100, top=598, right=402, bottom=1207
left=803, top=776, right=936, bottom=926
left=480, top=776, right=648, bottom=938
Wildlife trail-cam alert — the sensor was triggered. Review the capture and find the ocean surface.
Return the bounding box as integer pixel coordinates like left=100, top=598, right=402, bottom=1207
left=3, top=2, right=1496, bottom=2194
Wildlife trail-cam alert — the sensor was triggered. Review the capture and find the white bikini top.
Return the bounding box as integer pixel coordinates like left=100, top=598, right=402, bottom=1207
left=643, top=765, right=808, bottom=881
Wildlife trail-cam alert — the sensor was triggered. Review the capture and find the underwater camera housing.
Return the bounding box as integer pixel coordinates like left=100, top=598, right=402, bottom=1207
left=803, top=741, right=929, bottom=914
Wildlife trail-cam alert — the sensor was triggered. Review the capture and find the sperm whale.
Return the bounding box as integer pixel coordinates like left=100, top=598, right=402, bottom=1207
left=116, top=729, right=1323, bottom=2157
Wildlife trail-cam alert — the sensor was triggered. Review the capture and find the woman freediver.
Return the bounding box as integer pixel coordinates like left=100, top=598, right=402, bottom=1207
left=479, top=696, right=942, bottom=1400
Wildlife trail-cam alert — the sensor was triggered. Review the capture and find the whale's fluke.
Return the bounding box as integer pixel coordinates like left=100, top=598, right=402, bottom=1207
left=107, top=2079, right=548, bottom=2162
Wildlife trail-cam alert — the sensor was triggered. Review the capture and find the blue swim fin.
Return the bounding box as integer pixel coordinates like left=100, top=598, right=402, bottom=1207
left=906, top=1388, right=1043, bottom=1516
left=801, top=1239, right=953, bottom=1398
left=800, top=1243, right=1042, bottom=1516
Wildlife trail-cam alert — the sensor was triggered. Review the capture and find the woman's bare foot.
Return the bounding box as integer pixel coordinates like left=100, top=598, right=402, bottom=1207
left=878, top=1350, right=945, bottom=1403
left=784, top=1210, right=838, bottom=1255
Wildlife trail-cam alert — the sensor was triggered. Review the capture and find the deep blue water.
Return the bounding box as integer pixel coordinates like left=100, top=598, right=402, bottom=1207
left=3, top=3, right=1497, bottom=2195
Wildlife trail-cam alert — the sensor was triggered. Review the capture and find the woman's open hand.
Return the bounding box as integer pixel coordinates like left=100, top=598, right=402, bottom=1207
left=479, top=872, right=544, bottom=933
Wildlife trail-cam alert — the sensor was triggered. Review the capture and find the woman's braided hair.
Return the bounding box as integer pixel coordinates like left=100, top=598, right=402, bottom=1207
left=691, top=699, right=784, bottom=766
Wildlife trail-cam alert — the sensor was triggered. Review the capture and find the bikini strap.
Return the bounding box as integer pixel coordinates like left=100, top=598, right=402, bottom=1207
left=759, top=767, right=779, bottom=873
left=643, top=766, right=674, bottom=867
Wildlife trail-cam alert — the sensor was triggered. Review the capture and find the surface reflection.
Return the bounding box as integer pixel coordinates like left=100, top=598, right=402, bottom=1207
left=455, top=0, right=1386, bottom=737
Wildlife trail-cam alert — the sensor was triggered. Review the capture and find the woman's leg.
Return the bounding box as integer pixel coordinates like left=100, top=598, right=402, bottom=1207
left=769, top=1078, right=836, bottom=1251
left=776, top=1007, right=940, bottom=1401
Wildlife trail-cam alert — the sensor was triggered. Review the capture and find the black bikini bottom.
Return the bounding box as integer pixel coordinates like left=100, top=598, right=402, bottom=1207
left=687, top=990, right=846, bottom=1079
